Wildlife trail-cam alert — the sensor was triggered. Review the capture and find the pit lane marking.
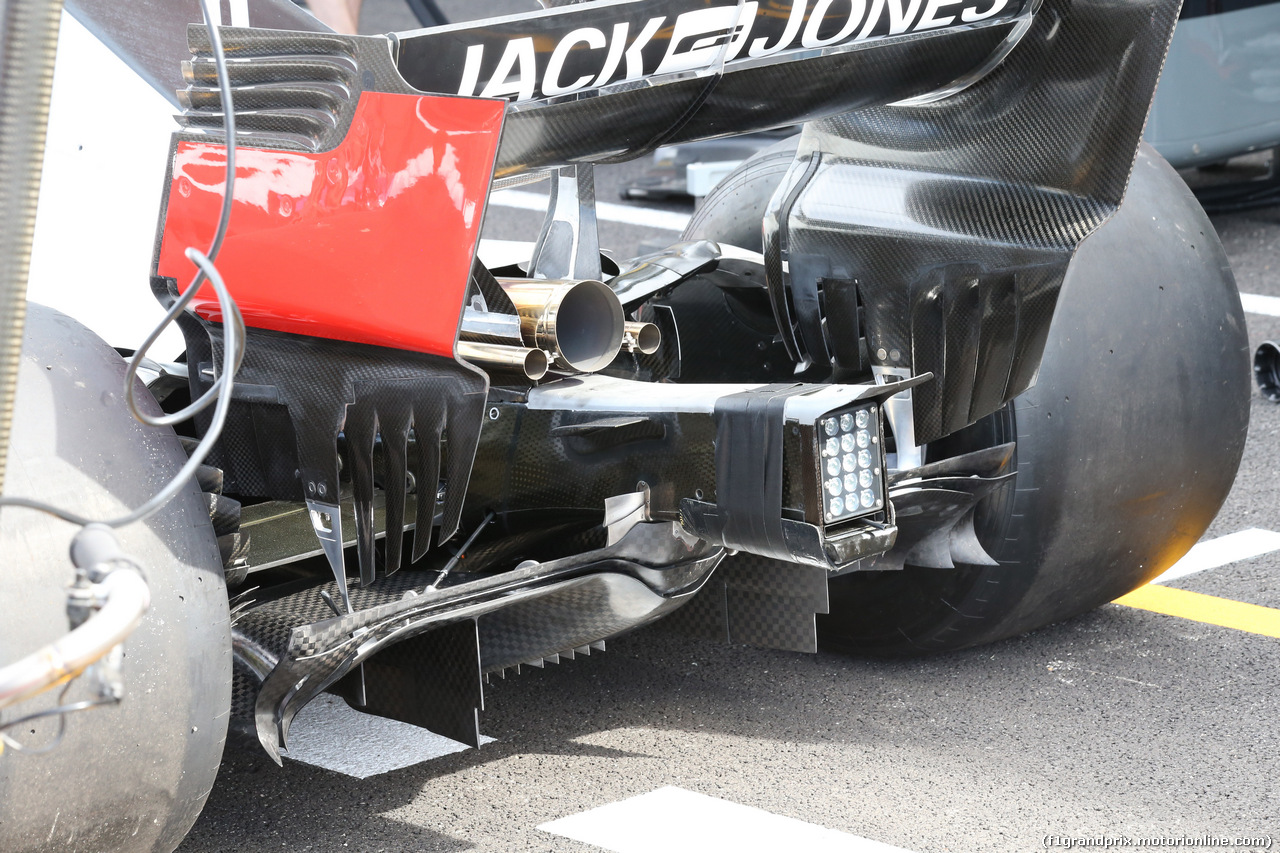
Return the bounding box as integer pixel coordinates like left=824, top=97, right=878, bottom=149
left=539, top=786, right=916, bottom=853
left=1112, top=529, right=1280, bottom=637
left=490, top=189, right=692, bottom=232
left=1113, top=585, right=1280, bottom=639
left=280, top=694, right=493, bottom=779
left=1150, top=528, right=1280, bottom=584
left=1239, top=292, right=1280, bottom=316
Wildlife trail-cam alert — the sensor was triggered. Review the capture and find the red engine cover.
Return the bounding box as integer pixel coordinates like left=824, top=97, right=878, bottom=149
left=156, top=92, right=504, bottom=357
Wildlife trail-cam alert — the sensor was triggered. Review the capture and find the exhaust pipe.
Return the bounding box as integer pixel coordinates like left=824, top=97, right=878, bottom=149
left=1255, top=341, right=1280, bottom=402
left=497, top=279, right=625, bottom=373
left=623, top=321, right=661, bottom=355
left=460, top=306, right=522, bottom=346
left=457, top=340, right=549, bottom=381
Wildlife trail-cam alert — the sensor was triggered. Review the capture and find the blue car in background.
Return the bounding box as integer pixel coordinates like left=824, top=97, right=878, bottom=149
left=1149, top=0, right=1280, bottom=209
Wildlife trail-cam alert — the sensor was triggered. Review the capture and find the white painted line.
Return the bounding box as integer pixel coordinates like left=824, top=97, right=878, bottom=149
left=538, top=786, right=916, bottom=853
left=477, top=238, right=535, bottom=269
left=281, top=694, right=493, bottom=779
left=490, top=189, right=692, bottom=233
left=1240, top=292, right=1280, bottom=317
left=1152, top=528, right=1280, bottom=585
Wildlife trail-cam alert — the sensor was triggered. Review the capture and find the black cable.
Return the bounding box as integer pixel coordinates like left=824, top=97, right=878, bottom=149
left=0, top=0, right=242, bottom=529
left=0, top=683, right=115, bottom=755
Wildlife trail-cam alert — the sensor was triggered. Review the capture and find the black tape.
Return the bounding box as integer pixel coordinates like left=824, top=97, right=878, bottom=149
left=712, top=383, right=813, bottom=562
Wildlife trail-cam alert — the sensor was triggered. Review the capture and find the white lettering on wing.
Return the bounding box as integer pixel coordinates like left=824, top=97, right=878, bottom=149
left=479, top=37, right=537, bottom=101
left=802, top=0, right=869, bottom=48
left=544, top=27, right=608, bottom=95
left=459, top=0, right=1019, bottom=102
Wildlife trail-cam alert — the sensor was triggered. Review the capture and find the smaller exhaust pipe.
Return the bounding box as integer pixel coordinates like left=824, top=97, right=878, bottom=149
left=623, top=321, right=661, bottom=355
left=457, top=341, right=549, bottom=381
left=460, top=307, right=522, bottom=346
left=498, top=279, right=625, bottom=373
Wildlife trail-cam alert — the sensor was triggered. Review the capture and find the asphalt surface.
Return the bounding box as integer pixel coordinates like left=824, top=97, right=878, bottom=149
left=177, top=3, right=1279, bottom=851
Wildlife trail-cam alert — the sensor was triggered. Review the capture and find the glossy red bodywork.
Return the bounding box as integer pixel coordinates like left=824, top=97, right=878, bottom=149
left=156, top=92, right=504, bottom=357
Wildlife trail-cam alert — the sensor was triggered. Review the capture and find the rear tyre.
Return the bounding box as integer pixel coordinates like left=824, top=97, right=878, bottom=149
left=0, top=305, right=231, bottom=851
left=684, top=142, right=1250, bottom=653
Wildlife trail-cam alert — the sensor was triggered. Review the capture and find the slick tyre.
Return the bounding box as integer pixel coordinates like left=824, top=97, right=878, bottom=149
left=0, top=305, right=232, bottom=851
left=684, top=141, right=1250, bottom=653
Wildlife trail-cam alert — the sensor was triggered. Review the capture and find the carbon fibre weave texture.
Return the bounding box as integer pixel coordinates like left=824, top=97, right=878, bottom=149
left=390, top=0, right=1022, bottom=176
left=181, top=26, right=413, bottom=151
left=662, top=553, right=830, bottom=654
left=783, top=0, right=1181, bottom=443
left=231, top=658, right=259, bottom=724
left=229, top=548, right=719, bottom=755
left=235, top=571, right=431, bottom=658
left=227, top=564, right=598, bottom=667
left=193, top=326, right=489, bottom=581
left=334, top=619, right=485, bottom=747
left=162, top=25, right=495, bottom=584
left=230, top=576, right=680, bottom=741
left=237, top=568, right=480, bottom=755
left=462, top=402, right=718, bottom=529
left=229, top=568, right=431, bottom=726
left=643, top=267, right=802, bottom=385
left=476, top=573, right=691, bottom=673
left=495, top=29, right=1018, bottom=176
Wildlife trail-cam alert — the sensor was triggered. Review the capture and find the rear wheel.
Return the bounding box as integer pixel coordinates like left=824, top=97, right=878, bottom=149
left=684, top=140, right=1250, bottom=653
left=0, top=305, right=231, bottom=851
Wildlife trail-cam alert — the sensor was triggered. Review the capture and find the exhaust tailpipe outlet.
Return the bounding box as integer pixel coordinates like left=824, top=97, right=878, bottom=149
left=623, top=321, right=661, bottom=355
left=497, top=279, right=625, bottom=373
left=457, top=340, right=550, bottom=381
left=1255, top=340, right=1280, bottom=402
left=459, top=307, right=523, bottom=346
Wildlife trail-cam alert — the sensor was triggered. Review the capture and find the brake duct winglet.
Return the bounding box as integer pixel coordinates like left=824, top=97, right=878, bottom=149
left=865, top=441, right=1017, bottom=572
left=866, top=472, right=1015, bottom=573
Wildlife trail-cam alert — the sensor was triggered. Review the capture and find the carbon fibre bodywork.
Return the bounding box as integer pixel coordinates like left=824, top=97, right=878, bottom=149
left=154, top=27, right=505, bottom=604
left=393, top=0, right=1033, bottom=176
left=1, top=0, right=1244, bottom=849
left=186, top=327, right=490, bottom=582
left=117, top=0, right=1182, bottom=774
left=233, top=521, right=724, bottom=761
left=774, top=0, right=1180, bottom=442
left=161, top=1, right=1038, bottom=174
left=124, top=0, right=1177, bottom=454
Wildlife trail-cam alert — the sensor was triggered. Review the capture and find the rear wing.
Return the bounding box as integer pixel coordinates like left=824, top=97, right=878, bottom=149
left=71, top=0, right=1035, bottom=177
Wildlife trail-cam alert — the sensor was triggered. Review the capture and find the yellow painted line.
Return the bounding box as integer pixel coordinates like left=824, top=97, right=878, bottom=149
left=1113, top=584, right=1280, bottom=638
